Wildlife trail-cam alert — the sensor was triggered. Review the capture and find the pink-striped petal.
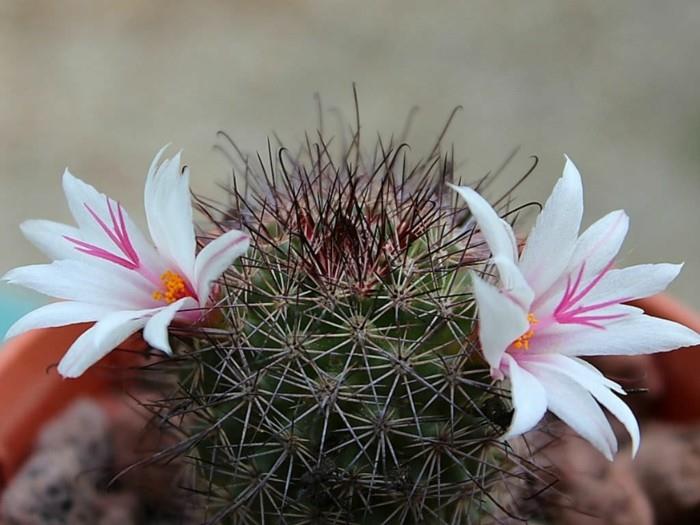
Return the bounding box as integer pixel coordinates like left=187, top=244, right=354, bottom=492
left=61, top=170, right=163, bottom=275
left=567, top=210, right=629, bottom=284
left=533, top=210, right=630, bottom=314
left=583, top=263, right=683, bottom=306
left=20, top=220, right=82, bottom=261
left=552, top=313, right=700, bottom=357
left=2, top=259, right=156, bottom=309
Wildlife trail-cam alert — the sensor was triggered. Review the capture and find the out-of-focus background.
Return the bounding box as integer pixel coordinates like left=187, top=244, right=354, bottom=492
left=1, top=1, right=699, bottom=326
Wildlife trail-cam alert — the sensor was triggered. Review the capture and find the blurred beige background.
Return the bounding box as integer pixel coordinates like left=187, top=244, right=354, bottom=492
left=1, top=1, right=699, bottom=305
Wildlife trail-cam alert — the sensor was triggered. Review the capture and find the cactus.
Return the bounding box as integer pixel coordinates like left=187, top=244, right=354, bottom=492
left=151, top=107, right=533, bottom=524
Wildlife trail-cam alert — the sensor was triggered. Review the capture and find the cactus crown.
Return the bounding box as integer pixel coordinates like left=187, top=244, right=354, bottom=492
left=152, top=107, right=533, bottom=524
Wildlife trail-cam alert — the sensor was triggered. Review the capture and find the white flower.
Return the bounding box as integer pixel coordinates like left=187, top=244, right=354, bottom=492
left=451, top=157, right=700, bottom=459
left=3, top=147, right=249, bottom=378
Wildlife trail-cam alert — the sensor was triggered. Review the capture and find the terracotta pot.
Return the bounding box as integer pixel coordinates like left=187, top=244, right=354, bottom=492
left=631, top=294, right=700, bottom=422
left=0, top=324, right=145, bottom=489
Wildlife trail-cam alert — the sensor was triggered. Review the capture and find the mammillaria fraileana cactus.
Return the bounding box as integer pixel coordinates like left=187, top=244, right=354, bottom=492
left=153, top=126, right=520, bottom=523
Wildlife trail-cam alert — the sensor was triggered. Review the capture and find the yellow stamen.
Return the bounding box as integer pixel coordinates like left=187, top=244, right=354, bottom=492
left=152, top=270, right=190, bottom=304
left=512, top=313, right=538, bottom=350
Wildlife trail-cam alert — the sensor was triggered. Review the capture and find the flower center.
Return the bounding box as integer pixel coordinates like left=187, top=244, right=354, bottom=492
left=512, top=313, right=538, bottom=350
left=152, top=270, right=191, bottom=304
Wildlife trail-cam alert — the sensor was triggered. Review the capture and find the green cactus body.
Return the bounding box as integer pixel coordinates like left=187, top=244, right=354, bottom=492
left=161, top=124, right=521, bottom=524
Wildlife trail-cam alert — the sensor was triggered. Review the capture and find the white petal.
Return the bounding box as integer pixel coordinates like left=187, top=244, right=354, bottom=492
left=62, top=170, right=162, bottom=271
left=502, top=355, right=548, bottom=438
left=143, top=297, right=195, bottom=354
left=491, top=255, right=535, bottom=310
left=473, top=273, right=529, bottom=370
left=450, top=184, right=534, bottom=308
left=57, top=309, right=153, bottom=378
left=20, top=220, right=82, bottom=260
left=4, top=301, right=114, bottom=340
left=526, top=359, right=617, bottom=460
left=584, top=263, right=683, bottom=305
left=533, top=354, right=639, bottom=456
left=2, top=259, right=155, bottom=309
left=567, top=209, right=629, bottom=280
left=555, top=313, right=700, bottom=357
left=588, top=379, right=640, bottom=456
left=144, top=148, right=196, bottom=280
left=450, top=184, right=518, bottom=263
left=558, top=355, right=625, bottom=395
left=193, top=229, right=250, bottom=304
left=62, top=169, right=113, bottom=234
left=519, top=156, right=584, bottom=297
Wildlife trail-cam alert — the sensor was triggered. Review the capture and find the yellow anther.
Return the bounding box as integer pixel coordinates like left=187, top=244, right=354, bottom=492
left=152, top=270, right=191, bottom=304
left=512, top=313, right=538, bottom=350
